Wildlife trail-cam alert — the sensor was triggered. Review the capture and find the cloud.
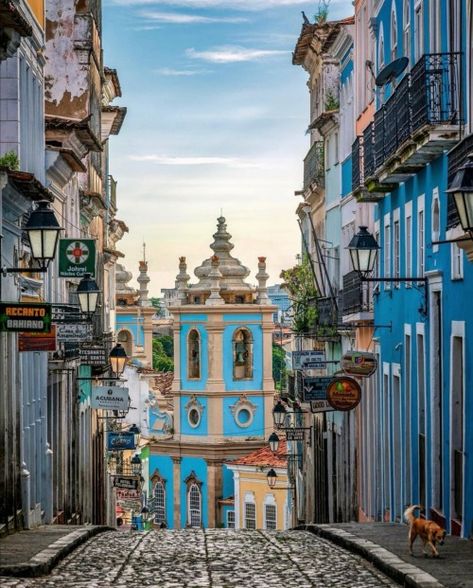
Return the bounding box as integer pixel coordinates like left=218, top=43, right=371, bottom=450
left=140, top=10, right=247, bottom=23
left=129, top=155, right=261, bottom=168
left=112, top=0, right=311, bottom=10
left=155, top=67, right=212, bottom=76
left=186, top=45, right=288, bottom=63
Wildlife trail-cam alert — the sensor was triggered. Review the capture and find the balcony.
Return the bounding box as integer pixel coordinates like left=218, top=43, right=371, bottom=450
left=303, top=141, right=325, bottom=192
left=341, top=271, right=373, bottom=323
left=352, top=53, right=462, bottom=197
left=316, top=296, right=337, bottom=327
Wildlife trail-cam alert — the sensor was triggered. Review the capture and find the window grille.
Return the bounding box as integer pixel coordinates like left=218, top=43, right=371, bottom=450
left=227, top=510, right=235, bottom=529
left=153, top=482, right=166, bottom=525
left=265, top=504, right=277, bottom=530
left=244, top=502, right=256, bottom=529
left=188, top=484, right=201, bottom=527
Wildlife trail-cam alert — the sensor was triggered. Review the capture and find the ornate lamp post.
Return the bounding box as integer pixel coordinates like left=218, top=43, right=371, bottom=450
left=77, top=273, right=100, bottom=316
left=267, top=468, right=277, bottom=489
left=23, top=201, right=62, bottom=269
left=272, top=401, right=287, bottom=429
left=268, top=432, right=280, bottom=453
left=446, top=157, right=473, bottom=234
left=347, top=226, right=379, bottom=279
left=109, top=343, right=128, bottom=378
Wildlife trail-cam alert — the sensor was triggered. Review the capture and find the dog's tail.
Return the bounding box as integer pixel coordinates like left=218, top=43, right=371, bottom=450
left=404, top=504, right=422, bottom=524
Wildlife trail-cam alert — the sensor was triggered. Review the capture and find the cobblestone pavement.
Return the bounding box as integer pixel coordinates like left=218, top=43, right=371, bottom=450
left=0, top=529, right=398, bottom=588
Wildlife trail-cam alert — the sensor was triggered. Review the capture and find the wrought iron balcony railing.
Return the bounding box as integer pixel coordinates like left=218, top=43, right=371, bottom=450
left=303, top=141, right=325, bottom=191
left=342, top=271, right=373, bottom=316
left=316, top=296, right=338, bottom=327
left=363, top=122, right=375, bottom=180
left=352, top=135, right=364, bottom=191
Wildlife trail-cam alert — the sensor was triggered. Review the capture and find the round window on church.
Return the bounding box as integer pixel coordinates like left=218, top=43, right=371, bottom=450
left=235, top=407, right=252, bottom=428
left=188, top=408, right=201, bottom=428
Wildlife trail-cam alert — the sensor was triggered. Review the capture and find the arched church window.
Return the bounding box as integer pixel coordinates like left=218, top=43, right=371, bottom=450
left=188, top=329, right=201, bottom=379
left=233, top=328, right=253, bottom=380
left=188, top=483, right=202, bottom=527
left=153, top=481, right=166, bottom=525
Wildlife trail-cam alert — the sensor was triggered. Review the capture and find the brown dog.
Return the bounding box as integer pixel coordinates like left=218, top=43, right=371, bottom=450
left=404, top=505, right=446, bottom=558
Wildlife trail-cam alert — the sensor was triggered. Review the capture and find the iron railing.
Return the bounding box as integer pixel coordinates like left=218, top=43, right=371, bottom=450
left=316, top=296, right=338, bottom=327
left=303, top=141, right=325, bottom=190
left=363, top=122, right=375, bottom=179
left=352, top=135, right=364, bottom=190
left=342, top=271, right=372, bottom=315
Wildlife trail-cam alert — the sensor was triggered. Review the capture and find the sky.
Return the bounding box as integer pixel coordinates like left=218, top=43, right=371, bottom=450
left=102, top=0, right=352, bottom=296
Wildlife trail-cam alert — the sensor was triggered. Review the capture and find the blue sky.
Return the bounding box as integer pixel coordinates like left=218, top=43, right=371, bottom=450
left=103, top=0, right=351, bottom=295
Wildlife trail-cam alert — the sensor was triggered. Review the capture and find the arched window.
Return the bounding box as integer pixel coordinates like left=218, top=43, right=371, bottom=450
left=432, top=192, right=440, bottom=251
left=233, top=328, right=253, bottom=380
left=117, top=329, right=133, bottom=357
left=378, top=25, right=385, bottom=70
left=188, top=483, right=202, bottom=527
left=153, top=481, right=166, bottom=525
left=187, top=329, right=200, bottom=379
left=391, top=2, right=398, bottom=60
left=403, top=0, right=410, bottom=58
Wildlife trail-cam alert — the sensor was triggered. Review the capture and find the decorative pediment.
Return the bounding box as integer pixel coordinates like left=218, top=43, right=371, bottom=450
left=230, top=395, right=257, bottom=428
left=150, top=469, right=167, bottom=487
left=184, top=395, right=205, bottom=414
left=184, top=470, right=202, bottom=489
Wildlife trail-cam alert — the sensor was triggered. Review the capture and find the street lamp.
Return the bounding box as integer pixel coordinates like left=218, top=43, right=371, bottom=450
left=77, top=273, right=100, bottom=315
left=446, top=157, right=473, bottom=234
left=267, top=468, right=277, bottom=489
left=131, top=454, right=142, bottom=476
left=109, top=343, right=128, bottom=377
left=347, top=226, right=379, bottom=279
left=272, top=401, right=287, bottom=429
left=140, top=506, right=150, bottom=523
left=23, top=201, right=62, bottom=269
left=128, top=424, right=141, bottom=446
left=268, top=432, right=280, bottom=453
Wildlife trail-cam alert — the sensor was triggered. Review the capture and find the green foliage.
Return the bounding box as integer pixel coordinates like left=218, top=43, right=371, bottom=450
left=152, top=337, right=174, bottom=372
left=280, top=255, right=318, bottom=334
left=0, top=150, right=19, bottom=170
left=272, top=344, right=287, bottom=391
left=325, top=90, right=339, bottom=111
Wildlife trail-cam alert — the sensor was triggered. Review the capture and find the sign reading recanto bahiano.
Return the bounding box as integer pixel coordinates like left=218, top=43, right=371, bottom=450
left=91, top=386, right=129, bottom=411
left=0, top=303, right=52, bottom=333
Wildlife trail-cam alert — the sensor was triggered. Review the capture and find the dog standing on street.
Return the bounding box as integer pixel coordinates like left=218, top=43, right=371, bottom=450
left=404, top=505, right=446, bottom=558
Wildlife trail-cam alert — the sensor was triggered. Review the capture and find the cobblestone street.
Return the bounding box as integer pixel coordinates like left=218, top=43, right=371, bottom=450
left=0, top=529, right=397, bottom=588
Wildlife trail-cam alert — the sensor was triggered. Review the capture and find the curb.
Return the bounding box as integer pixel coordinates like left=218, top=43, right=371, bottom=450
left=299, top=524, right=445, bottom=588
left=0, top=525, right=114, bottom=578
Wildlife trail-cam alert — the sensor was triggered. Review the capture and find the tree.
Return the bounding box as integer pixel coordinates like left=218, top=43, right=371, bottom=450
left=280, top=255, right=318, bottom=334
left=152, top=338, right=174, bottom=372
left=272, top=344, right=287, bottom=391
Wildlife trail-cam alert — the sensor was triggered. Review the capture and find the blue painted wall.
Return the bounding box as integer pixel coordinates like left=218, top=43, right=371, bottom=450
left=180, top=457, right=208, bottom=527
left=180, top=320, right=209, bottom=391
left=223, top=395, right=264, bottom=437
left=148, top=454, right=174, bottom=528
left=341, top=156, right=352, bottom=197
left=116, top=314, right=144, bottom=347
left=180, top=395, right=208, bottom=436
left=222, top=464, right=234, bottom=498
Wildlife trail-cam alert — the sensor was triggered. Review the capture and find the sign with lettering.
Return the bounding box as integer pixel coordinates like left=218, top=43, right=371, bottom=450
left=107, top=432, right=136, bottom=451
left=58, top=239, right=96, bottom=277
left=18, top=325, right=57, bottom=352
left=292, top=350, right=326, bottom=370
left=302, top=376, right=333, bottom=402
left=80, top=344, right=107, bottom=367
left=285, top=428, right=305, bottom=442
left=0, top=303, right=52, bottom=333
left=116, top=489, right=141, bottom=500
left=56, top=323, right=93, bottom=343
left=327, top=377, right=362, bottom=412
left=113, top=476, right=140, bottom=491
left=310, top=399, right=334, bottom=413
left=342, top=351, right=378, bottom=377
left=91, top=386, right=129, bottom=411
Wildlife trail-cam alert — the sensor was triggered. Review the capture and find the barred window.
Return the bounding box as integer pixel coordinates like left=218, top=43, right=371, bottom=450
left=227, top=510, right=235, bottom=529
left=188, top=483, right=201, bottom=527
left=244, top=502, right=256, bottom=529
left=153, top=481, right=166, bottom=525
left=265, top=504, right=277, bottom=530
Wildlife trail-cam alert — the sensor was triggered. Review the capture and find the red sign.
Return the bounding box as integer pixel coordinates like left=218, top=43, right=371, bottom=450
left=18, top=325, right=57, bottom=352
left=326, top=377, right=362, bottom=411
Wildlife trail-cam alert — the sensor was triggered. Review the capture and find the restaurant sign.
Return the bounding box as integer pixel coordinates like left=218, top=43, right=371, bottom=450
left=285, top=428, right=305, bottom=442
left=18, top=325, right=57, bottom=352
left=292, top=350, right=326, bottom=370
left=326, top=377, right=362, bottom=412
left=91, top=386, right=129, bottom=411
left=113, top=476, right=140, bottom=491
left=56, top=323, right=93, bottom=343
left=107, top=432, right=136, bottom=451
left=0, top=303, right=52, bottom=333
left=302, top=376, right=333, bottom=402
left=341, top=351, right=378, bottom=378
left=80, top=344, right=107, bottom=366
left=58, top=239, right=96, bottom=278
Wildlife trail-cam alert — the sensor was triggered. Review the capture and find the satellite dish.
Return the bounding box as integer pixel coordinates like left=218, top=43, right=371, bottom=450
left=375, top=57, right=409, bottom=87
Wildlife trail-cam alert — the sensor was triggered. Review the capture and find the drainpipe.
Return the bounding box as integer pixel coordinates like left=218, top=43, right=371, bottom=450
left=44, top=443, right=53, bottom=523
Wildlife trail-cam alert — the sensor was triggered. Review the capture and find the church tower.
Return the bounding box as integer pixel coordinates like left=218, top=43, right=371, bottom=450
left=147, top=217, right=276, bottom=529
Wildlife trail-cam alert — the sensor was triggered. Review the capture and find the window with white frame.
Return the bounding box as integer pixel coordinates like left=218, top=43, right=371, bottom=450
left=374, top=221, right=380, bottom=279
left=432, top=193, right=440, bottom=250
left=384, top=217, right=391, bottom=289
left=153, top=481, right=166, bottom=525
left=451, top=243, right=464, bottom=280
left=405, top=202, right=412, bottom=287
left=391, top=2, right=398, bottom=61
left=244, top=500, right=256, bottom=530
left=265, top=504, right=277, bottom=530
left=414, top=1, right=423, bottom=62
left=394, top=215, right=400, bottom=283
left=188, top=483, right=202, bottom=527
left=378, top=25, right=385, bottom=70
left=430, top=0, right=441, bottom=52
left=404, top=0, right=410, bottom=58
left=417, top=200, right=425, bottom=278
left=227, top=510, right=235, bottom=529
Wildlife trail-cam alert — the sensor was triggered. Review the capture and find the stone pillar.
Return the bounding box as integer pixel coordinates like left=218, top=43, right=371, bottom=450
left=175, top=257, right=190, bottom=306
left=172, top=457, right=181, bottom=529
left=206, top=256, right=223, bottom=305
left=206, top=460, right=222, bottom=528
left=256, top=256, right=270, bottom=304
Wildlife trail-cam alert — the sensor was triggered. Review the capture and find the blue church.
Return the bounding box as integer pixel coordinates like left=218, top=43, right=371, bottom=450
left=147, top=217, right=276, bottom=528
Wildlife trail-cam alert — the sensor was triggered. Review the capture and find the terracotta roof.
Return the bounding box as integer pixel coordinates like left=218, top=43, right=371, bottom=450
left=154, top=371, right=174, bottom=395
left=227, top=439, right=287, bottom=468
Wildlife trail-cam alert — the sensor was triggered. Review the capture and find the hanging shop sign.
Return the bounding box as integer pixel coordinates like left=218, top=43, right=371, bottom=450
left=91, top=386, right=129, bottom=411
left=58, top=239, right=96, bottom=278
left=18, top=325, right=57, bottom=352
left=292, top=350, right=326, bottom=370
left=80, top=344, right=107, bottom=367
left=302, top=376, right=333, bottom=402
left=341, top=351, right=378, bottom=378
left=285, top=428, right=305, bottom=442
left=0, top=303, right=52, bottom=333
left=56, top=323, right=93, bottom=343
left=113, top=476, right=140, bottom=491
left=118, top=500, right=142, bottom=511
left=107, top=432, right=136, bottom=451
left=310, top=399, right=334, bottom=413
left=326, top=377, right=362, bottom=412
left=116, top=489, right=141, bottom=500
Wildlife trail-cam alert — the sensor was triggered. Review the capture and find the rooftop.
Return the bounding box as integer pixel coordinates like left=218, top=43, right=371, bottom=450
left=227, top=439, right=287, bottom=469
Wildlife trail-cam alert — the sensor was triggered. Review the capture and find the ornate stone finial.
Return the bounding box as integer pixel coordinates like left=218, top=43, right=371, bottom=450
left=137, top=258, right=151, bottom=306
left=175, top=256, right=190, bottom=305
left=206, top=255, right=224, bottom=305
left=256, top=256, right=270, bottom=305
